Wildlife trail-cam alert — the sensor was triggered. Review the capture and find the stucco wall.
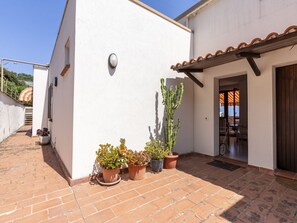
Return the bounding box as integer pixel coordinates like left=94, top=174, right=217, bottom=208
left=48, top=0, right=76, bottom=177
left=71, top=0, right=192, bottom=179
left=32, top=67, right=49, bottom=136
left=187, top=0, right=297, bottom=57
left=0, top=92, right=25, bottom=142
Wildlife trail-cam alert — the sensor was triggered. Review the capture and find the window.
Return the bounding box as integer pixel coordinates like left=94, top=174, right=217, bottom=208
left=61, top=39, right=70, bottom=76
left=65, top=39, right=70, bottom=65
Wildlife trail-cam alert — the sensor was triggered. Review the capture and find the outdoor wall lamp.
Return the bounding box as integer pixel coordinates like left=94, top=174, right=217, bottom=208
left=108, top=53, right=118, bottom=68
left=54, top=77, right=58, bottom=87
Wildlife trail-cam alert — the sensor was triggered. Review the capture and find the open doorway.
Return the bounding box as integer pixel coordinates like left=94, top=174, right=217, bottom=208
left=219, top=75, right=248, bottom=162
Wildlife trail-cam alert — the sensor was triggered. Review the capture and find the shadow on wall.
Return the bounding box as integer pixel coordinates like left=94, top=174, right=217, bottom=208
left=148, top=77, right=194, bottom=154
left=148, top=92, right=163, bottom=141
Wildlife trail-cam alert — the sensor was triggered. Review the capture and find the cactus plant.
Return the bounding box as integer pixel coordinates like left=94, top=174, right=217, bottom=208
left=160, top=78, right=184, bottom=154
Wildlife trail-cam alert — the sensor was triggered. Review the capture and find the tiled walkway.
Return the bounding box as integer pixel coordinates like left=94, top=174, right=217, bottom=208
left=0, top=126, right=297, bottom=223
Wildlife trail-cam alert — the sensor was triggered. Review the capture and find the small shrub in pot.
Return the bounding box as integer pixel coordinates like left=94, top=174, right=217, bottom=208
left=126, top=150, right=150, bottom=180
left=36, top=128, right=50, bottom=145
left=96, top=139, right=127, bottom=183
left=145, top=140, right=169, bottom=173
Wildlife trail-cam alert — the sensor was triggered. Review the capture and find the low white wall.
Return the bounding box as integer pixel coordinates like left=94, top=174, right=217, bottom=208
left=0, top=92, right=25, bottom=142
left=71, top=0, right=192, bottom=179
left=193, top=46, right=297, bottom=170
left=32, top=67, right=49, bottom=136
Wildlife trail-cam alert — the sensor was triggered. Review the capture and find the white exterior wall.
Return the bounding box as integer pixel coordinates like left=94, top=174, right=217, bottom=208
left=0, top=92, right=25, bottom=142
left=32, top=67, right=49, bottom=136
left=186, top=0, right=297, bottom=170
left=72, top=0, right=192, bottom=179
left=48, top=0, right=76, bottom=176
left=187, top=0, right=297, bottom=57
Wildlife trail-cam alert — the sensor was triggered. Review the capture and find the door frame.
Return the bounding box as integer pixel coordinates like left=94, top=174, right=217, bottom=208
left=214, top=73, right=248, bottom=160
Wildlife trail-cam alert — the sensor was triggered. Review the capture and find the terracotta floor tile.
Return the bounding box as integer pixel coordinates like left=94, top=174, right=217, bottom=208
left=1, top=127, right=297, bottom=223
left=187, top=191, right=206, bottom=204
left=81, top=204, right=97, bottom=218
left=85, top=209, right=115, bottom=223
left=93, top=196, right=120, bottom=211
left=151, top=206, right=178, bottom=222
left=14, top=210, right=48, bottom=223
left=152, top=196, right=175, bottom=209
left=32, top=198, right=62, bottom=213
left=192, top=202, right=217, bottom=219
left=173, top=199, right=195, bottom=213
left=173, top=210, right=203, bottom=223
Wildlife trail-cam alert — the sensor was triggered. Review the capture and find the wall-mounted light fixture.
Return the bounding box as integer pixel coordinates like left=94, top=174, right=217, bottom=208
left=54, top=77, right=58, bottom=87
left=108, top=53, right=118, bottom=68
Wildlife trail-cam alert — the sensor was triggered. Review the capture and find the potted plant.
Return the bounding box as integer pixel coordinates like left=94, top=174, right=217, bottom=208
left=145, top=139, right=169, bottom=173
left=160, top=78, right=184, bottom=169
left=95, top=139, right=127, bottom=183
left=36, top=128, right=50, bottom=145
left=126, top=150, right=150, bottom=180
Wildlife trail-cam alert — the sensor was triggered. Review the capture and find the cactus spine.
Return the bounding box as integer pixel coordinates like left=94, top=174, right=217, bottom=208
left=160, top=78, right=184, bottom=154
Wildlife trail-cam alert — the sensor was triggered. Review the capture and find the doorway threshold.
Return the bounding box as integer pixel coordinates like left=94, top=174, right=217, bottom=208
left=214, top=156, right=248, bottom=168
left=275, top=169, right=297, bottom=181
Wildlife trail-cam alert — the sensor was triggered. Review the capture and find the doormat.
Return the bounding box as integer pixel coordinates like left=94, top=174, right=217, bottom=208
left=207, top=160, right=241, bottom=171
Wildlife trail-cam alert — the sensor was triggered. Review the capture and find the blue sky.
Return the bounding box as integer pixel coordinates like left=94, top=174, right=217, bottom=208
left=0, top=0, right=199, bottom=75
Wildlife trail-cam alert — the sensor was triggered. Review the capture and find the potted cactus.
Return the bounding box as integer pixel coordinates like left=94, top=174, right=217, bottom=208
left=126, top=150, right=150, bottom=180
left=145, top=139, right=169, bottom=173
left=95, top=139, right=127, bottom=183
left=160, top=78, right=184, bottom=169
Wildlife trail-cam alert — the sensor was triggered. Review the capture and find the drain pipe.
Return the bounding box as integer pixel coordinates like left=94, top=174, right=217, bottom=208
left=1, top=59, right=3, bottom=92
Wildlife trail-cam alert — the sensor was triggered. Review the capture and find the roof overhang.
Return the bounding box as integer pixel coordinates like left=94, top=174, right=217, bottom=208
left=171, top=26, right=297, bottom=88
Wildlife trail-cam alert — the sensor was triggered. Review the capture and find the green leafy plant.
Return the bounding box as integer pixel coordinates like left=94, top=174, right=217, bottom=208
left=160, top=78, right=184, bottom=154
left=144, top=140, right=169, bottom=160
left=96, top=139, right=127, bottom=170
left=126, top=150, right=150, bottom=166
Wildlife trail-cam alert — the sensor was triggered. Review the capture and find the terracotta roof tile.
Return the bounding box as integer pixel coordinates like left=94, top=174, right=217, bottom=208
left=265, top=32, right=278, bottom=40
left=205, top=53, right=213, bottom=59
left=171, top=25, right=297, bottom=70
left=237, top=42, right=248, bottom=49
left=190, top=58, right=197, bottom=64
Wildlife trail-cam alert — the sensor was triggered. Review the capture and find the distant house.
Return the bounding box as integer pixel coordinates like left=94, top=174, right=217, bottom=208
left=33, top=0, right=297, bottom=183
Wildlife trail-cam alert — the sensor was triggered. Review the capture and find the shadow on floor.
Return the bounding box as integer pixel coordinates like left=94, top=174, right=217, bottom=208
left=177, top=153, right=297, bottom=222
left=41, top=144, right=67, bottom=181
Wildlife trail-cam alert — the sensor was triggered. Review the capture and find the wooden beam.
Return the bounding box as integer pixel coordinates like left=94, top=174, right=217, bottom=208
left=236, top=52, right=261, bottom=58
left=184, top=71, right=204, bottom=88
left=246, top=57, right=261, bottom=76
left=236, top=52, right=261, bottom=76
left=177, top=68, right=203, bottom=73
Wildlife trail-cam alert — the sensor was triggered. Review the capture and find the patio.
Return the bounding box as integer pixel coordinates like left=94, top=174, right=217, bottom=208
left=0, top=127, right=296, bottom=223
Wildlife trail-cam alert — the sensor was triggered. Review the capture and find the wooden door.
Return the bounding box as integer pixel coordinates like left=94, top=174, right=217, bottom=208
left=276, top=64, right=297, bottom=172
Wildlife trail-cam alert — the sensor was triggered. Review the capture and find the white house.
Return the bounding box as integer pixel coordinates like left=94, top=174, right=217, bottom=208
left=34, top=0, right=297, bottom=183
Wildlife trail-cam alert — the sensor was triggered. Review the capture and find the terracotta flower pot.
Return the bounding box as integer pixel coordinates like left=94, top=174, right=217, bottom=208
left=102, top=168, right=120, bottom=183
left=164, top=152, right=179, bottom=169
left=128, top=164, right=147, bottom=180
